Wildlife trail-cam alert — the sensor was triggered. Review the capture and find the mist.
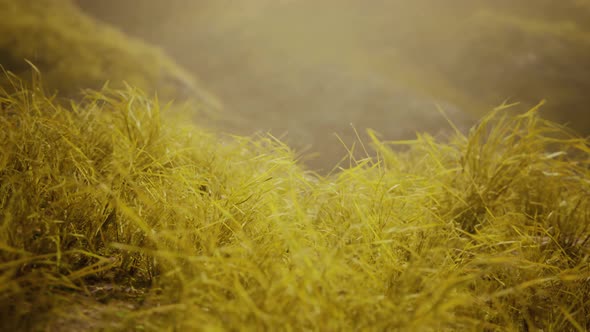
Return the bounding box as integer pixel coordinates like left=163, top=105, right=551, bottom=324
left=53, top=0, right=590, bottom=169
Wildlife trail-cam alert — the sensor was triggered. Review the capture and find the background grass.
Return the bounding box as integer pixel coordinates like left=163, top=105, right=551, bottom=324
left=0, top=0, right=219, bottom=110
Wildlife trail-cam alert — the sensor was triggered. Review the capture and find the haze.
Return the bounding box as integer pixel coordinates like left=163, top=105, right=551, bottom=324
left=76, top=0, right=590, bottom=170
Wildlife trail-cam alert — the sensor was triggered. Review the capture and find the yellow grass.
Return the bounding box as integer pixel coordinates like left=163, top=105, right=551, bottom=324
left=0, top=75, right=588, bottom=331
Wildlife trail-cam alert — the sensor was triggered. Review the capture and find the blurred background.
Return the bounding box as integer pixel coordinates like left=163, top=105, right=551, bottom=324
left=4, top=0, right=590, bottom=171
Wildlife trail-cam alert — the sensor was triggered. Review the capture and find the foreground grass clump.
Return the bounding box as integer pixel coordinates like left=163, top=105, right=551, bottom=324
left=0, top=80, right=589, bottom=331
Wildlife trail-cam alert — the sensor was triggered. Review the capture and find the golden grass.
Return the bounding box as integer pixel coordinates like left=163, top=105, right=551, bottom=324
left=0, top=0, right=219, bottom=109
left=0, top=76, right=588, bottom=331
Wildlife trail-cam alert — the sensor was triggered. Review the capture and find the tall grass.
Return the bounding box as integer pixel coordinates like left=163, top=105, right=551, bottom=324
left=0, top=76, right=588, bottom=331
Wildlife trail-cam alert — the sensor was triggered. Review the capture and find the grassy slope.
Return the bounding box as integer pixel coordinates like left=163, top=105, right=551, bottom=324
left=0, top=77, right=588, bottom=331
left=0, top=0, right=219, bottom=108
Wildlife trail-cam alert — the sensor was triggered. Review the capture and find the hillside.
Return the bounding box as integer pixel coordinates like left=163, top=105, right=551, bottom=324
left=0, top=0, right=218, bottom=109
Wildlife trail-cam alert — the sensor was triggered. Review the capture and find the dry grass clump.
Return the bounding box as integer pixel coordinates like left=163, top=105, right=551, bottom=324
left=0, top=77, right=588, bottom=331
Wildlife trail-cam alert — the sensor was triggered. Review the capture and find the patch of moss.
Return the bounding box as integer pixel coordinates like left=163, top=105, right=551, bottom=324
left=0, top=77, right=588, bottom=330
